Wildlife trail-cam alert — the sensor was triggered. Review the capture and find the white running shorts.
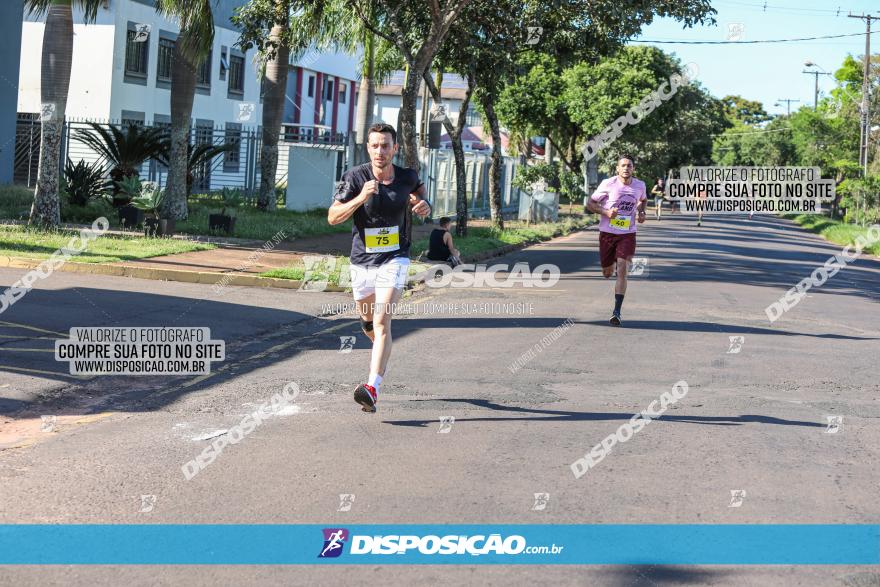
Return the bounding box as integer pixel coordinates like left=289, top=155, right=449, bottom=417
left=350, top=257, right=410, bottom=301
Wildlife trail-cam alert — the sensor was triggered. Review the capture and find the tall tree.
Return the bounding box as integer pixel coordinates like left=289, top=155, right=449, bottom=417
left=155, top=0, right=216, bottom=221
left=269, top=0, right=402, bottom=162
left=720, top=95, right=771, bottom=126
left=351, top=0, right=473, bottom=170
left=422, top=69, right=474, bottom=235
left=498, top=1, right=715, bottom=203
left=234, top=0, right=293, bottom=211
left=26, top=0, right=102, bottom=227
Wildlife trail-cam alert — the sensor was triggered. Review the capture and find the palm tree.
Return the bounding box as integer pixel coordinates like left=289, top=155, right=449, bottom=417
left=236, top=0, right=397, bottom=210
left=234, top=0, right=293, bottom=211
left=258, top=0, right=290, bottom=211
left=154, top=0, right=216, bottom=220
left=74, top=122, right=168, bottom=206
left=25, top=0, right=102, bottom=227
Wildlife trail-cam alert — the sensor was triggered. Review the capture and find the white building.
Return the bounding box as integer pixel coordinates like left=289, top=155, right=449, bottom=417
left=16, top=0, right=360, bottom=191
left=282, top=49, right=360, bottom=141
left=19, top=0, right=266, bottom=127
left=373, top=71, right=488, bottom=148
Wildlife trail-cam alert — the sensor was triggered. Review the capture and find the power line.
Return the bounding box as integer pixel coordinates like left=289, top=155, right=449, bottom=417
left=637, top=30, right=880, bottom=45
left=714, top=0, right=866, bottom=16
left=715, top=127, right=792, bottom=137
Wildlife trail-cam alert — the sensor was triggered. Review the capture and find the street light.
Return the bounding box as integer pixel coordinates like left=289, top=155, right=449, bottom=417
left=803, top=61, right=832, bottom=110
left=775, top=99, right=800, bottom=115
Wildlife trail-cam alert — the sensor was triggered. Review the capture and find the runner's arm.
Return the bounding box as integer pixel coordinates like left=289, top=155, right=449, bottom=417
left=637, top=189, right=647, bottom=222
left=587, top=198, right=614, bottom=217
left=587, top=181, right=614, bottom=217
left=328, top=195, right=368, bottom=225
left=328, top=176, right=376, bottom=225
left=409, top=183, right=431, bottom=218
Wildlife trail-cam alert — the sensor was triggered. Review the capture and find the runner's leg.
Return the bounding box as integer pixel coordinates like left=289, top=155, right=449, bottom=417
left=369, top=283, right=403, bottom=383
left=600, top=232, right=615, bottom=279
left=610, top=234, right=636, bottom=326
left=354, top=260, right=408, bottom=412
left=357, top=296, right=375, bottom=342
left=615, top=258, right=629, bottom=296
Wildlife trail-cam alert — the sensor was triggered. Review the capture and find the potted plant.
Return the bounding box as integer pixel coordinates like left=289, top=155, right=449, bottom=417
left=114, top=175, right=146, bottom=229
left=208, top=189, right=241, bottom=234
left=131, top=183, right=174, bottom=237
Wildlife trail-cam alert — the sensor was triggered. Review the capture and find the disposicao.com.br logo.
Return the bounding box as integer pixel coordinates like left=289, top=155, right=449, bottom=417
left=318, top=528, right=563, bottom=558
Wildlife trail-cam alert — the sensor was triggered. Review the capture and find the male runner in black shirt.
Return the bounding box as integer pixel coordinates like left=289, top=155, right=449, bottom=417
left=328, top=123, right=431, bottom=412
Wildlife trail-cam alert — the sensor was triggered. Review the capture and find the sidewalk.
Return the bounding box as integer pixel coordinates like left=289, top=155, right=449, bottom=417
left=2, top=219, right=590, bottom=290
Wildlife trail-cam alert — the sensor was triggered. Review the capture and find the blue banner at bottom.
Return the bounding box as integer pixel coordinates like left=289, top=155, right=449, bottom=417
left=1, top=525, right=878, bottom=565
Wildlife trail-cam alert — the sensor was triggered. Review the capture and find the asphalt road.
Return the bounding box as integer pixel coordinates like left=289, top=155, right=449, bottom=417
left=1, top=215, right=879, bottom=586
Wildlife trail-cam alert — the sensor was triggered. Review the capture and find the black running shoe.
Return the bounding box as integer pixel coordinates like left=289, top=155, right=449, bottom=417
left=610, top=312, right=621, bottom=326
left=354, top=384, right=377, bottom=413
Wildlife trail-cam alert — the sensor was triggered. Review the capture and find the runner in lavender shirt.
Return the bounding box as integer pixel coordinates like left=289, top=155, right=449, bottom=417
left=586, top=155, right=647, bottom=326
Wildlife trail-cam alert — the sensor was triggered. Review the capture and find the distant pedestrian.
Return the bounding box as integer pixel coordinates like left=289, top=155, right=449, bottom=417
left=651, top=178, right=665, bottom=220
left=426, top=217, right=462, bottom=267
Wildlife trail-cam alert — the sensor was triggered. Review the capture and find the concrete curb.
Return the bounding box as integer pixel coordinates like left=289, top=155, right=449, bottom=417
left=0, top=255, right=349, bottom=292
left=0, top=221, right=595, bottom=292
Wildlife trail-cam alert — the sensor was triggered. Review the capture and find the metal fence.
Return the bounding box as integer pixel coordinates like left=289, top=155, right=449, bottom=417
left=417, top=148, right=523, bottom=218
left=14, top=114, right=347, bottom=196
left=14, top=114, right=523, bottom=217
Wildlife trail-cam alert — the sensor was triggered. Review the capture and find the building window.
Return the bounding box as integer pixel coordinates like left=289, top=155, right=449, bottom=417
left=157, top=37, right=174, bottom=82
left=220, top=47, right=229, bottom=80
left=197, top=50, right=212, bottom=88
left=339, top=84, right=346, bottom=104
left=120, top=110, right=145, bottom=126
left=124, top=29, right=148, bottom=76
left=228, top=55, right=244, bottom=94
left=465, top=107, right=482, bottom=127
left=307, top=75, right=315, bottom=98
left=324, top=78, right=333, bottom=99
left=223, top=123, right=242, bottom=173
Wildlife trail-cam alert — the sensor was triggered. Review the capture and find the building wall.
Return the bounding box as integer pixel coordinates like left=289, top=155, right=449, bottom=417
left=374, top=94, right=464, bottom=132
left=108, top=0, right=262, bottom=126
left=284, top=47, right=361, bottom=134
left=19, top=0, right=263, bottom=126
left=18, top=10, right=116, bottom=119
left=19, top=1, right=360, bottom=132
left=285, top=146, right=340, bottom=211
left=0, top=0, right=24, bottom=183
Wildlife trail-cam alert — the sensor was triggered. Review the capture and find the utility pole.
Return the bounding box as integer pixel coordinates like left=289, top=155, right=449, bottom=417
left=848, top=13, right=877, bottom=176
left=802, top=62, right=832, bottom=110
left=776, top=98, right=800, bottom=115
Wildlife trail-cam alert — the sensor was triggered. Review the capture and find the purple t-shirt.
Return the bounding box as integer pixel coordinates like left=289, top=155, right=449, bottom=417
left=590, top=176, right=647, bottom=235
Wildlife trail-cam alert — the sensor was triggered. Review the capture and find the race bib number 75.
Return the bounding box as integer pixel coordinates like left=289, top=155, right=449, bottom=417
left=365, top=226, right=400, bottom=253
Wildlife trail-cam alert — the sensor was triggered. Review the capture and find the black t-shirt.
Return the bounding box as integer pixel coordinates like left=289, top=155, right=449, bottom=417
left=333, top=163, right=423, bottom=267
left=427, top=228, right=451, bottom=260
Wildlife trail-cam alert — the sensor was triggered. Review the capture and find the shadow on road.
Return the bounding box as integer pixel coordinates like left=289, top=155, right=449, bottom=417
left=1, top=215, right=876, bottom=423
left=580, top=320, right=876, bottom=339
left=385, top=398, right=826, bottom=428
left=597, top=566, right=737, bottom=586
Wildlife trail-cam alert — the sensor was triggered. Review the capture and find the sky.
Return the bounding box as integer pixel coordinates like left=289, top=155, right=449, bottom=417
left=634, top=0, right=879, bottom=116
